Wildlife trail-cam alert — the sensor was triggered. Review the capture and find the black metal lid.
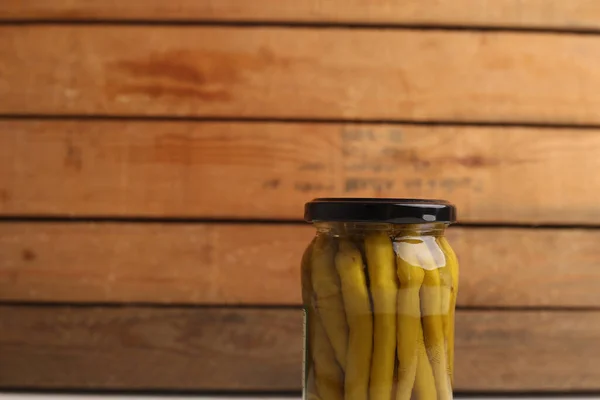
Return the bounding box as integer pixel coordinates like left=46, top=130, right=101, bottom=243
left=304, top=198, right=456, bottom=224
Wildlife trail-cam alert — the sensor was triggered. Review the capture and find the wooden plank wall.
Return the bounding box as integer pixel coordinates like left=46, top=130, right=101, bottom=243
left=2, top=0, right=600, bottom=394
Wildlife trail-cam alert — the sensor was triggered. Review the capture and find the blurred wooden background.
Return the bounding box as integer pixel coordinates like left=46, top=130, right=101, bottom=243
left=2, top=0, right=600, bottom=395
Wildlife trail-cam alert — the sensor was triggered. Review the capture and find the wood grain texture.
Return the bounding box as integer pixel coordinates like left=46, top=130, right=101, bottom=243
left=2, top=120, right=600, bottom=224
left=2, top=26, right=600, bottom=124
left=2, top=223, right=599, bottom=307
left=0, top=306, right=599, bottom=391
left=0, top=223, right=313, bottom=305
left=2, top=0, right=600, bottom=30
left=0, top=306, right=302, bottom=391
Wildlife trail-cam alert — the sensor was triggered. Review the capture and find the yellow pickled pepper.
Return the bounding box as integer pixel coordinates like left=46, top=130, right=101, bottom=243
left=335, top=240, right=373, bottom=400
left=311, top=235, right=348, bottom=370
left=311, top=311, right=344, bottom=400
left=302, top=238, right=316, bottom=305
left=395, top=236, right=427, bottom=400
left=303, top=239, right=320, bottom=400
left=414, top=329, right=437, bottom=400
left=365, top=232, right=398, bottom=400
left=419, top=236, right=452, bottom=400
left=437, top=236, right=459, bottom=385
left=425, top=236, right=453, bottom=376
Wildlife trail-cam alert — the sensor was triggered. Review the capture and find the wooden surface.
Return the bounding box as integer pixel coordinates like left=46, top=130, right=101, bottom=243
left=2, top=1, right=600, bottom=394
left=3, top=120, right=600, bottom=224
left=1, top=223, right=599, bottom=308
left=0, top=306, right=301, bottom=391
left=1, top=0, right=599, bottom=30
left=3, top=26, right=600, bottom=124
left=1, top=306, right=599, bottom=392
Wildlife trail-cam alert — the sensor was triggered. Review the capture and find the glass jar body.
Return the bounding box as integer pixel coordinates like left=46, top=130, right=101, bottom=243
left=302, top=222, right=458, bottom=400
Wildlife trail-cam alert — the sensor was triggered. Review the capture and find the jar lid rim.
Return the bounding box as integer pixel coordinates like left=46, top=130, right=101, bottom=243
left=304, top=197, right=456, bottom=224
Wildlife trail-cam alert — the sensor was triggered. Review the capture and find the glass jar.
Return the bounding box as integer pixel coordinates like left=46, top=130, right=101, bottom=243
left=302, top=198, right=458, bottom=400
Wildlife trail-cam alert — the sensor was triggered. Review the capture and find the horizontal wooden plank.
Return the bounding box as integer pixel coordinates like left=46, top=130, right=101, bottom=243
left=0, top=306, right=598, bottom=391
left=0, top=223, right=312, bottom=305
left=1, top=0, right=600, bottom=31
left=2, top=223, right=599, bottom=307
left=0, top=307, right=301, bottom=391
left=2, top=26, right=600, bottom=124
left=2, top=120, right=600, bottom=224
